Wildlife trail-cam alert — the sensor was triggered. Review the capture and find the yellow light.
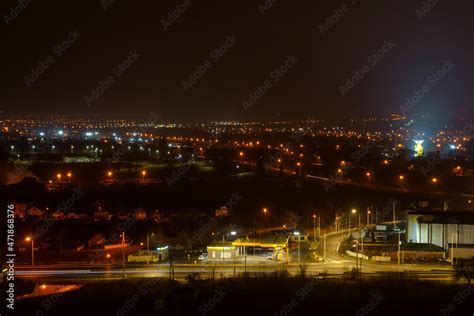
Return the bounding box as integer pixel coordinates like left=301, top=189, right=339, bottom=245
left=25, top=237, right=31, bottom=242
left=41, top=285, right=47, bottom=290
left=399, top=175, right=405, bottom=181
left=312, top=214, right=316, bottom=219
left=239, top=152, right=244, bottom=157
left=106, top=254, right=111, bottom=258
left=337, top=169, right=342, bottom=174
left=263, top=208, right=268, bottom=214
left=56, top=173, right=62, bottom=179
left=352, top=209, right=357, bottom=214
left=142, top=171, right=146, bottom=176
left=432, top=177, right=438, bottom=184
left=296, top=162, right=301, bottom=167
left=366, top=172, right=371, bottom=177
left=67, top=172, right=72, bottom=178
left=108, top=171, right=113, bottom=177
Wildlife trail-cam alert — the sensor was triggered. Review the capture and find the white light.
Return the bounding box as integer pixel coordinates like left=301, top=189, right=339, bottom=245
left=230, top=231, right=237, bottom=236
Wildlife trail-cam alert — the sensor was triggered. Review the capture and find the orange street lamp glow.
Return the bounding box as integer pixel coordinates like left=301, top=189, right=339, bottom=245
left=25, top=236, right=31, bottom=242
left=41, top=285, right=47, bottom=290
left=106, top=254, right=111, bottom=258
left=296, top=162, right=301, bottom=167
left=239, top=151, right=244, bottom=157
left=56, top=173, right=62, bottom=180
left=366, top=172, right=371, bottom=177
left=399, top=175, right=405, bottom=181
left=108, top=171, right=113, bottom=177
left=313, top=214, right=316, bottom=219
left=432, top=177, right=438, bottom=184
left=142, top=171, right=146, bottom=176
left=67, top=172, right=72, bottom=178
left=263, top=208, right=268, bottom=215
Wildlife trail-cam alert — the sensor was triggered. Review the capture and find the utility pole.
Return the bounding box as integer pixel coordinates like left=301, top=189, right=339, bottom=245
left=31, top=238, right=35, bottom=266
left=313, top=215, right=317, bottom=242
left=397, top=231, right=401, bottom=264
left=122, top=232, right=126, bottom=277
left=323, top=230, right=327, bottom=260
left=146, top=234, right=150, bottom=265
left=318, top=216, right=321, bottom=238
left=392, top=201, right=396, bottom=223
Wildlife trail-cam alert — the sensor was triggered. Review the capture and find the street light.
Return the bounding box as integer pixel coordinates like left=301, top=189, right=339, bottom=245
left=56, top=173, right=62, bottom=181
left=294, top=231, right=301, bottom=262
left=25, top=237, right=34, bottom=266
left=141, top=170, right=146, bottom=182
left=67, top=172, right=72, bottom=178
left=296, top=162, right=302, bottom=177
left=107, top=171, right=113, bottom=177
left=312, top=214, right=317, bottom=242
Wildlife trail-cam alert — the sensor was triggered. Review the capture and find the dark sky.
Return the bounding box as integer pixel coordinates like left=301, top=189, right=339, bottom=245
left=1, top=0, right=473, bottom=122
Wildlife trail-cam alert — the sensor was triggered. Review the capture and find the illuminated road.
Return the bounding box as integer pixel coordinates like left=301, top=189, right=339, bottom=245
left=312, top=230, right=454, bottom=278
left=12, top=229, right=454, bottom=282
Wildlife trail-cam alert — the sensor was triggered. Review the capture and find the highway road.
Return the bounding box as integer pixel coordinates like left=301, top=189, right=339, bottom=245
left=13, top=230, right=455, bottom=282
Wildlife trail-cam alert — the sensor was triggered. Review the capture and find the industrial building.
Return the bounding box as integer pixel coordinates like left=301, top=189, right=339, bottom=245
left=406, top=210, right=474, bottom=259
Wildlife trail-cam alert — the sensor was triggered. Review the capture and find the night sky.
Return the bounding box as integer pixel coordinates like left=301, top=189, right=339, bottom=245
left=1, top=0, right=473, bottom=121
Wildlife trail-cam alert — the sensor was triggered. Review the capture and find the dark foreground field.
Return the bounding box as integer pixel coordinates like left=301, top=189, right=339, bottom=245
left=8, top=274, right=474, bottom=316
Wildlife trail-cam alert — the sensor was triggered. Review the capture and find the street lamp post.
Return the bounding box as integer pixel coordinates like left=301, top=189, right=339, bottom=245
left=294, top=232, right=301, bottom=262
left=312, top=214, right=317, bottom=242
left=25, top=237, right=34, bottom=266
